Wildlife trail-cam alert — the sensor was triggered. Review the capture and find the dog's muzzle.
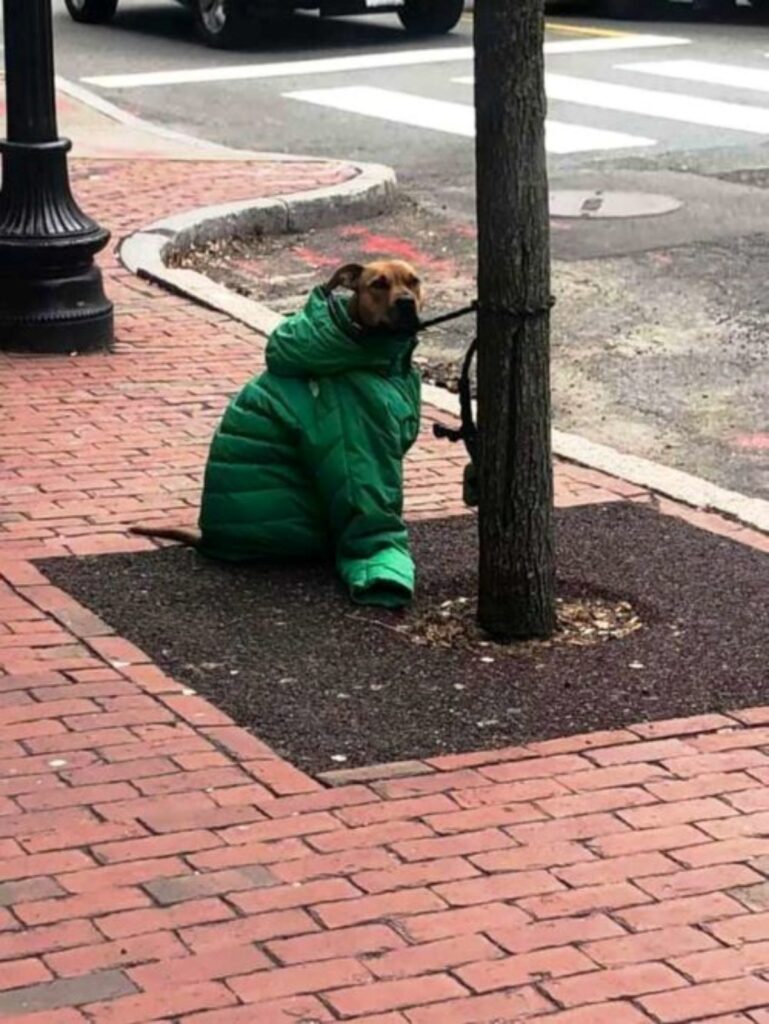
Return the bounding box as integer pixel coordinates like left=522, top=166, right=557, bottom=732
left=391, top=296, right=421, bottom=333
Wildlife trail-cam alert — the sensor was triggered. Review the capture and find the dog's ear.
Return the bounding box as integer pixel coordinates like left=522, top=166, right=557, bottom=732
left=324, top=263, right=364, bottom=294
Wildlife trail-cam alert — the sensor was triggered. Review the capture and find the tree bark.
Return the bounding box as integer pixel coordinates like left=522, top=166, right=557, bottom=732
left=474, top=0, right=556, bottom=640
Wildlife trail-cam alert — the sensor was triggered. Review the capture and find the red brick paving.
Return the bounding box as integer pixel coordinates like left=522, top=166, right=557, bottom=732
left=0, top=150, right=768, bottom=1022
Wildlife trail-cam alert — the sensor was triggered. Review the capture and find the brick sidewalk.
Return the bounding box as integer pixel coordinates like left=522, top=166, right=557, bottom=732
left=0, top=154, right=768, bottom=1023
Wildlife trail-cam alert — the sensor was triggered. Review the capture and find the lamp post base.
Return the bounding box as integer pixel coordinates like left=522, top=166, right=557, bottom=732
left=0, top=264, right=114, bottom=354
left=0, top=137, right=114, bottom=353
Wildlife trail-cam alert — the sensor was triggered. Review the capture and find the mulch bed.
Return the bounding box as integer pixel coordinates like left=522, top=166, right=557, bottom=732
left=40, top=504, right=768, bottom=776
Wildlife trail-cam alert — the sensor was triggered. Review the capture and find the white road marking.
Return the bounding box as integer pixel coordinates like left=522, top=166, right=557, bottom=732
left=290, top=86, right=474, bottom=136
left=544, top=72, right=769, bottom=135
left=459, top=72, right=769, bottom=136
left=81, top=33, right=690, bottom=90
left=84, top=48, right=473, bottom=90
left=545, top=34, right=690, bottom=56
left=286, top=85, right=656, bottom=153
left=618, top=59, right=769, bottom=94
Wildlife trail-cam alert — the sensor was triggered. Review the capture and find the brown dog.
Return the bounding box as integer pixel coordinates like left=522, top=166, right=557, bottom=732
left=132, top=259, right=424, bottom=548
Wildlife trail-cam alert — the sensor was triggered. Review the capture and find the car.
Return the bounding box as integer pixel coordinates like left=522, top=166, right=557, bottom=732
left=63, top=0, right=465, bottom=48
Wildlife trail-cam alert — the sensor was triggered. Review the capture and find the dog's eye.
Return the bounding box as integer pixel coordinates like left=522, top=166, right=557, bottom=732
left=370, top=276, right=390, bottom=290
left=408, top=276, right=421, bottom=287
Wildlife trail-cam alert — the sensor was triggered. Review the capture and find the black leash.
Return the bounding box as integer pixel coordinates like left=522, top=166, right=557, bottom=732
left=416, top=300, right=478, bottom=332
left=420, top=296, right=555, bottom=507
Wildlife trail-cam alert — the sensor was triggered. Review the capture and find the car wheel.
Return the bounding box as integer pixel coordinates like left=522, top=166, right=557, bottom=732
left=193, top=0, right=251, bottom=48
left=398, top=0, right=464, bottom=35
left=64, top=0, right=118, bottom=24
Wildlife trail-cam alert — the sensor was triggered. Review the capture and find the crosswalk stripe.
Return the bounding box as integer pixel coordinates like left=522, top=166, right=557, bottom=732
left=81, top=33, right=690, bottom=90
left=545, top=120, right=655, bottom=154
left=286, top=85, right=656, bottom=153
left=618, top=59, right=769, bottom=94
left=546, top=73, right=769, bottom=135
left=457, top=72, right=769, bottom=135
left=289, top=86, right=474, bottom=136
left=544, top=34, right=690, bottom=56
left=83, top=48, right=471, bottom=90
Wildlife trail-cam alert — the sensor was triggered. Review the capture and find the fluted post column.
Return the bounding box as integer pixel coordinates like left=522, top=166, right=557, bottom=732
left=0, top=0, right=113, bottom=352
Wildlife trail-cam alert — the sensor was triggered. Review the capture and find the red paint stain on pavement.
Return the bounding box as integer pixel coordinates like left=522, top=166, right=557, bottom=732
left=291, top=246, right=341, bottom=269
left=338, top=227, right=458, bottom=276
left=734, top=433, right=769, bottom=451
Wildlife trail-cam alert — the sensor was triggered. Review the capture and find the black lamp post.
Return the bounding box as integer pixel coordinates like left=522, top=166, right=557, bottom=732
left=0, top=0, right=113, bottom=353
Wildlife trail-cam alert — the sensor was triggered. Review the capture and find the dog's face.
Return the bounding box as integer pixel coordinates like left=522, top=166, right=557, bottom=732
left=325, top=260, right=423, bottom=333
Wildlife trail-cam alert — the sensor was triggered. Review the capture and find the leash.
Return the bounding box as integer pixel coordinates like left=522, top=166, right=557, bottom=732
left=416, top=300, right=478, bottom=332
left=420, top=297, right=555, bottom=507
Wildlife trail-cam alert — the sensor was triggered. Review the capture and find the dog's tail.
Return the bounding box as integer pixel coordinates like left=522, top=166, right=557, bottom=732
left=129, top=524, right=202, bottom=548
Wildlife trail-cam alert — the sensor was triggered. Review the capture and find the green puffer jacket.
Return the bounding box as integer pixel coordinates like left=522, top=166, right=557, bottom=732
left=198, top=286, right=421, bottom=608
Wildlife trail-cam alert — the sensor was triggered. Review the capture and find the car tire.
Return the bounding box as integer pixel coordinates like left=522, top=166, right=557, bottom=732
left=64, top=0, right=118, bottom=24
left=193, top=0, right=252, bottom=48
left=398, top=0, right=464, bottom=35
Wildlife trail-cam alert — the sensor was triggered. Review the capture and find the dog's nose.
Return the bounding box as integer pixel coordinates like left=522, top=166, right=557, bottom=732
left=394, top=295, right=420, bottom=331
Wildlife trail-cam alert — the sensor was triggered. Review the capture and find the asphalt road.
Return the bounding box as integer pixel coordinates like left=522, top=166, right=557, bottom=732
left=40, top=2, right=769, bottom=210
left=10, top=1, right=769, bottom=497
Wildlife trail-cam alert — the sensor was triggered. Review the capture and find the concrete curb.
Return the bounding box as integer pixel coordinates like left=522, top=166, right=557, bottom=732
left=423, top=384, right=769, bottom=535
left=56, top=75, right=326, bottom=162
left=56, top=76, right=245, bottom=157
left=119, top=162, right=397, bottom=333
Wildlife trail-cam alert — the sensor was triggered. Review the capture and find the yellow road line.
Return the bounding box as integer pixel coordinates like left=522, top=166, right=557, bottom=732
left=464, top=13, right=637, bottom=41
left=545, top=20, right=635, bottom=38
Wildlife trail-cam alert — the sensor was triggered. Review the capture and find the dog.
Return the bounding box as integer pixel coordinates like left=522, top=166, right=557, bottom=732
left=131, top=259, right=424, bottom=607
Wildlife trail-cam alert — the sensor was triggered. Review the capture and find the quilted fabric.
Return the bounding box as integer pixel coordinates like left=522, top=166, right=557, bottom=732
left=198, top=286, right=421, bottom=608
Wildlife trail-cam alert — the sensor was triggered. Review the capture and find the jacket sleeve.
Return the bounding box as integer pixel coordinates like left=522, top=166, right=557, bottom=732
left=300, top=375, right=417, bottom=608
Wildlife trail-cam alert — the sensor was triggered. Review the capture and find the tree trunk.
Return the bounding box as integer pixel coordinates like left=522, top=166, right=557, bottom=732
left=474, top=0, right=556, bottom=640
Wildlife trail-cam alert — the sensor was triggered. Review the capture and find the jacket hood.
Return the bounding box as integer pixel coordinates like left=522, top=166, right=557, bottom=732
left=266, top=286, right=416, bottom=378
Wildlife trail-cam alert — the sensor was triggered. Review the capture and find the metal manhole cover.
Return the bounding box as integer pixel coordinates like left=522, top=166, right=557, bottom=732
left=550, top=190, right=682, bottom=220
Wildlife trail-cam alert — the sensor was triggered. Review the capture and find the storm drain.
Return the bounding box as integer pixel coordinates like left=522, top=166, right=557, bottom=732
left=550, top=190, right=682, bottom=219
